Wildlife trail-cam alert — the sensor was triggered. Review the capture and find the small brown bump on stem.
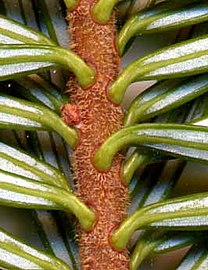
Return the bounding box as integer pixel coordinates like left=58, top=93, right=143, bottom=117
left=61, top=104, right=81, bottom=126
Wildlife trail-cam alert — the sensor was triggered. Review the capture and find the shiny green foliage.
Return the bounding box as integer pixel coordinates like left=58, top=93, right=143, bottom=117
left=13, top=76, right=68, bottom=113
left=124, top=74, right=208, bottom=126
left=118, top=1, right=208, bottom=55
left=92, top=0, right=122, bottom=23
left=177, top=243, right=208, bottom=269
left=0, top=227, right=70, bottom=270
left=122, top=149, right=158, bottom=184
left=0, top=94, right=78, bottom=147
left=64, top=0, right=78, bottom=10
left=0, top=141, right=69, bottom=189
left=0, top=169, right=95, bottom=231
left=0, top=14, right=55, bottom=45
left=130, top=231, right=206, bottom=270
left=1, top=1, right=208, bottom=269
left=0, top=44, right=94, bottom=88
left=109, top=35, right=208, bottom=104
left=0, top=13, right=94, bottom=87
left=93, top=123, right=208, bottom=171
left=111, top=192, right=208, bottom=250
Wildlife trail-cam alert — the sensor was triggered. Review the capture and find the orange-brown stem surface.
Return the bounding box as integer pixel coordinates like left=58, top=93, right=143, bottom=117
left=64, top=0, right=129, bottom=269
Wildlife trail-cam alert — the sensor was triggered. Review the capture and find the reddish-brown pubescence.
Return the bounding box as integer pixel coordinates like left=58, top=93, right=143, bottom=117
left=64, top=0, right=130, bottom=269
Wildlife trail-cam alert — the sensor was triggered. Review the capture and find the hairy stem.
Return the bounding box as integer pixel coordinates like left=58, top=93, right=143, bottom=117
left=63, top=0, right=129, bottom=269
